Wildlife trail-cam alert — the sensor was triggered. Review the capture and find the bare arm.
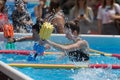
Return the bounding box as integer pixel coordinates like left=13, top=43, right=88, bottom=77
left=34, top=6, right=42, bottom=20
left=97, top=19, right=102, bottom=34
left=111, top=3, right=120, bottom=19
left=15, top=36, right=33, bottom=42
left=46, top=40, right=67, bottom=51
left=46, top=40, right=89, bottom=52
left=110, top=15, right=120, bottom=20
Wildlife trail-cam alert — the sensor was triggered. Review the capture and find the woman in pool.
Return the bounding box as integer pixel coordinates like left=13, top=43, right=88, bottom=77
left=46, top=22, right=89, bottom=62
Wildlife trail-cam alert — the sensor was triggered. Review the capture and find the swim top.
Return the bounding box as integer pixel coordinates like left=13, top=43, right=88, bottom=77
left=3, top=24, right=14, bottom=38
left=68, top=49, right=89, bottom=62
left=33, top=43, right=45, bottom=55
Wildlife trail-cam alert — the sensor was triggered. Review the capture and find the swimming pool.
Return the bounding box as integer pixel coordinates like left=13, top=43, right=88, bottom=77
left=0, top=33, right=120, bottom=80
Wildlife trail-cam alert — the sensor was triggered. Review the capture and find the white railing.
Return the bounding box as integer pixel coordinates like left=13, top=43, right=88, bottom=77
left=0, top=61, right=33, bottom=80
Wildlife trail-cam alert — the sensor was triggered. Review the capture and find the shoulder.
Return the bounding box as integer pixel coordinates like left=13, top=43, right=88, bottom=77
left=114, top=3, right=120, bottom=8
left=54, top=12, right=64, bottom=20
left=70, top=7, right=75, bottom=12
left=87, top=7, right=93, bottom=13
left=87, top=7, right=92, bottom=11
left=77, top=39, right=88, bottom=46
left=81, top=40, right=88, bottom=44
left=98, top=5, right=102, bottom=9
left=54, top=14, right=64, bottom=20
left=34, top=5, right=39, bottom=10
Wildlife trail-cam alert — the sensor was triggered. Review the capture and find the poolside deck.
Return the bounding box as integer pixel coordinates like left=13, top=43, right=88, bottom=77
left=0, top=71, right=13, bottom=80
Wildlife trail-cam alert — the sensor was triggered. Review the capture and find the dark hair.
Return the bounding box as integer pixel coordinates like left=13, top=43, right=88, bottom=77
left=49, top=0, right=60, bottom=13
left=0, top=0, right=6, bottom=13
left=65, top=21, right=80, bottom=34
left=102, top=0, right=115, bottom=9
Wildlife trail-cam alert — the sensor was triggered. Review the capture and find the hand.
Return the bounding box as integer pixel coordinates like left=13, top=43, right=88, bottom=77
left=80, top=14, right=87, bottom=20
left=7, top=38, right=15, bottom=43
left=74, top=16, right=80, bottom=22
left=74, top=15, right=85, bottom=22
left=45, top=44, right=50, bottom=49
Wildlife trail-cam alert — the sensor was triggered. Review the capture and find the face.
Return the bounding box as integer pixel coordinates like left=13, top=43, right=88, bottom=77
left=78, top=0, right=85, bottom=4
left=65, top=28, right=78, bottom=40
left=17, top=4, right=24, bottom=12
left=66, top=33, right=73, bottom=40
left=32, top=29, right=39, bottom=41
left=39, top=0, right=46, bottom=6
left=106, top=0, right=112, bottom=5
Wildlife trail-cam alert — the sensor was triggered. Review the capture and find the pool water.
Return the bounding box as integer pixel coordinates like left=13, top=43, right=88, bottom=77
left=0, top=35, right=120, bottom=80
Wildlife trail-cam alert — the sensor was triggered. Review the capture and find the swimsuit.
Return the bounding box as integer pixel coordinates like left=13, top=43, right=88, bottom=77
left=68, top=49, right=89, bottom=62
left=33, top=43, right=45, bottom=55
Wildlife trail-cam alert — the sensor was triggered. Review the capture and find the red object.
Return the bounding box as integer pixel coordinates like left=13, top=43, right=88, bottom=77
left=0, top=13, right=8, bottom=21
left=0, top=13, right=9, bottom=32
left=89, top=64, right=120, bottom=69
left=112, top=54, right=120, bottom=59
left=3, top=24, right=14, bottom=38
left=0, top=50, right=35, bottom=55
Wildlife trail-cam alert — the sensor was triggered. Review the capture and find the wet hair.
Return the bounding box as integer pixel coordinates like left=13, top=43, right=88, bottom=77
left=65, top=21, right=80, bottom=34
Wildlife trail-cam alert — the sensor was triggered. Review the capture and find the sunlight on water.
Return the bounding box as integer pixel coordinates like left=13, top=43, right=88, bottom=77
left=71, top=68, right=118, bottom=80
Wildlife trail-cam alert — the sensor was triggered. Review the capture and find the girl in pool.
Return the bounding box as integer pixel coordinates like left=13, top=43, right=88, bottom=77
left=46, top=21, right=89, bottom=62
left=11, top=22, right=50, bottom=60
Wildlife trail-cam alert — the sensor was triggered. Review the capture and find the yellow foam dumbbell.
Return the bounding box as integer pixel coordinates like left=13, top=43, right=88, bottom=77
left=39, top=22, right=54, bottom=40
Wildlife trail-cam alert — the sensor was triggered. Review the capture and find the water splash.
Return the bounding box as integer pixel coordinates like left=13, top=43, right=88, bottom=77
left=71, top=68, right=118, bottom=80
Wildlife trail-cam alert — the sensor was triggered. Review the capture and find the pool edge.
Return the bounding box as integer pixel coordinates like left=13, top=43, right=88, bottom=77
left=0, top=61, right=33, bottom=80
